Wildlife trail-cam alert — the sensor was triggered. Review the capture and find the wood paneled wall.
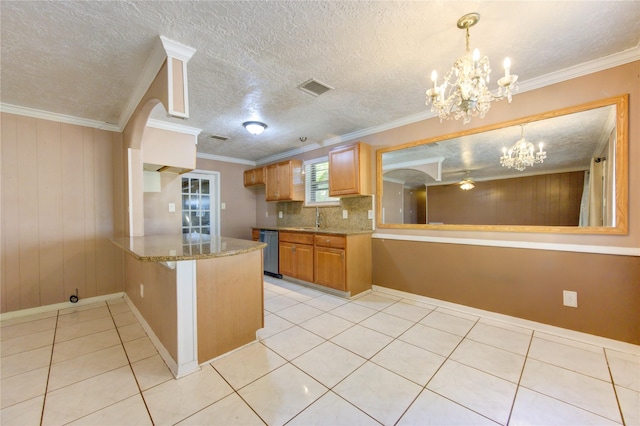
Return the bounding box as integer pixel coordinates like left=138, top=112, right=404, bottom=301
left=1, top=113, right=124, bottom=313
left=427, top=171, right=585, bottom=226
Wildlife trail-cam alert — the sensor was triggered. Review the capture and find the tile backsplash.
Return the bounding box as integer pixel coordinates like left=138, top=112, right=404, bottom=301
left=277, top=196, right=373, bottom=231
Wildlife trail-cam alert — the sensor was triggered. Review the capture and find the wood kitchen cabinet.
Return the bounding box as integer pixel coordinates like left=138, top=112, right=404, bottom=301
left=244, top=167, right=265, bottom=187
left=279, top=231, right=314, bottom=282
left=265, top=160, right=304, bottom=201
left=314, top=233, right=371, bottom=295
left=329, top=142, right=371, bottom=197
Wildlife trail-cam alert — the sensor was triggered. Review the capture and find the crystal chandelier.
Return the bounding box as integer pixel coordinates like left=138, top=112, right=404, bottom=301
left=426, top=13, right=518, bottom=124
left=500, top=124, right=546, bottom=171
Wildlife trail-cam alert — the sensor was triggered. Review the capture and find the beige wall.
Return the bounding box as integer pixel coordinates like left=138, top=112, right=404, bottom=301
left=196, top=158, right=257, bottom=239
left=1, top=113, right=125, bottom=313
left=359, top=62, right=640, bottom=344
left=144, top=173, right=182, bottom=235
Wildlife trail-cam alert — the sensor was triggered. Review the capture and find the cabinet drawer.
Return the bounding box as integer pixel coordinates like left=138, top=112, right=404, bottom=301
left=314, top=234, right=346, bottom=249
left=280, top=231, right=314, bottom=245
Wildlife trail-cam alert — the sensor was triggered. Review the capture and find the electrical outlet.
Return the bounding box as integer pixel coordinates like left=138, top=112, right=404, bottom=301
left=563, top=290, right=577, bottom=308
left=221, top=202, right=226, bottom=210
left=278, top=211, right=283, bottom=218
left=168, top=203, right=175, bottom=213
left=265, top=211, right=269, bottom=217
left=368, top=210, right=374, bottom=220
left=140, top=283, right=144, bottom=298
left=342, top=210, right=348, bottom=219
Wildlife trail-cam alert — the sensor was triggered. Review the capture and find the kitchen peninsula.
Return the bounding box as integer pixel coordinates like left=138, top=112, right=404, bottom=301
left=111, top=234, right=266, bottom=378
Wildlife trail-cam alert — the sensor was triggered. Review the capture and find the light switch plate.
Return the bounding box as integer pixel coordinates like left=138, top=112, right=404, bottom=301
left=342, top=210, right=348, bottom=219
left=368, top=210, right=374, bottom=220
left=168, top=203, right=175, bottom=213
left=563, top=290, right=578, bottom=308
left=221, top=202, right=226, bottom=210
left=279, top=211, right=283, bottom=218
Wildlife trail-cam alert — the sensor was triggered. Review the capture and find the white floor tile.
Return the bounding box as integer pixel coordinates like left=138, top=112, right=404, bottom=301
left=351, top=293, right=399, bottom=311
left=123, top=336, right=158, bottom=363
left=56, top=306, right=111, bottom=328
left=292, top=341, right=366, bottom=388
left=606, top=349, right=640, bottom=392
left=58, top=302, right=106, bottom=316
left=239, top=363, right=327, bottom=426
left=331, top=324, right=394, bottom=359
left=131, top=354, right=173, bottom=391
left=303, top=294, right=349, bottom=311
left=256, top=313, right=295, bottom=340
left=329, top=302, right=377, bottom=323
left=299, top=312, right=354, bottom=339
left=466, top=323, right=531, bottom=355
left=112, top=311, right=138, bottom=327
left=66, top=394, right=152, bottom=425
left=177, top=392, right=265, bottom=425
left=616, top=385, right=640, bottom=426
left=382, top=300, right=433, bottom=322
left=212, top=342, right=286, bottom=389
left=427, top=360, right=517, bottom=425
left=371, top=339, right=445, bottom=386
left=1, top=345, right=52, bottom=379
left=510, top=387, right=619, bottom=426
left=47, top=344, right=129, bottom=391
left=52, top=329, right=120, bottom=363
left=54, top=316, right=115, bottom=343
left=398, top=389, right=496, bottom=426
left=276, top=303, right=323, bottom=324
left=42, top=366, right=139, bottom=426
left=0, top=366, right=49, bottom=409
left=333, top=361, right=422, bottom=426
left=289, top=391, right=379, bottom=425
left=399, top=323, right=463, bottom=357
left=117, top=322, right=147, bottom=342
left=143, top=365, right=234, bottom=425
left=520, top=358, right=622, bottom=423
left=450, top=339, right=526, bottom=383
left=528, top=336, right=610, bottom=381
left=264, top=295, right=300, bottom=313
left=261, top=326, right=324, bottom=360
left=1, top=329, right=54, bottom=357
left=0, top=311, right=56, bottom=328
left=360, top=311, right=414, bottom=338
left=0, top=316, right=57, bottom=340
left=420, top=310, right=476, bottom=336
left=0, top=395, right=44, bottom=426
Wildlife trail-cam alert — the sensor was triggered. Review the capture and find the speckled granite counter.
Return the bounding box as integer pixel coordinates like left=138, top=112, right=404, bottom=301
left=111, top=234, right=266, bottom=262
left=252, top=226, right=373, bottom=236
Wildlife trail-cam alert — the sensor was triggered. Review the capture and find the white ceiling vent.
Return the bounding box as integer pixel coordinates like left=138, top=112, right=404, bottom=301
left=298, top=79, right=334, bottom=97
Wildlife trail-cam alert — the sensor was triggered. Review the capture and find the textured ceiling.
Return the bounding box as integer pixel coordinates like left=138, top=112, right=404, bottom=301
left=1, top=1, right=639, bottom=162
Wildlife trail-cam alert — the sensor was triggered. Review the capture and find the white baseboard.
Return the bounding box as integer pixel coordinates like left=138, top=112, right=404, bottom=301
left=123, top=293, right=200, bottom=379
left=373, top=285, right=640, bottom=356
left=0, top=292, right=125, bottom=321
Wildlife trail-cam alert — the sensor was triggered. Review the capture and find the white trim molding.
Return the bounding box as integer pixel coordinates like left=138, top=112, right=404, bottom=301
left=196, top=152, right=257, bottom=166
left=0, top=293, right=124, bottom=321
left=146, top=118, right=202, bottom=136
left=372, top=233, right=640, bottom=257
left=0, top=103, right=120, bottom=132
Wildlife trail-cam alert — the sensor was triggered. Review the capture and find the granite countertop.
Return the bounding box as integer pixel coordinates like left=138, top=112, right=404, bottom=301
left=111, top=234, right=266, bottom=262
left=252, top=226, right=373, bottom=236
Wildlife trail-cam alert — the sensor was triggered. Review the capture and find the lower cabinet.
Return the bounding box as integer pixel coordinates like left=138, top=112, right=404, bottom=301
left=280, top=231, right=372, bottom=296
left=279, top=232, right=314, bottom=282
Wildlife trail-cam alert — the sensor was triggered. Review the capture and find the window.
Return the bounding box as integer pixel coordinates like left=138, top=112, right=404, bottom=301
left=181, top=172, right=220, bottom=239
left=305, top=157, right=339, bottom=206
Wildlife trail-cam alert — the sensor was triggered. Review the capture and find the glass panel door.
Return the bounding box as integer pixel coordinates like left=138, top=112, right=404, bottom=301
left=181, top=172, right=219, bottom=239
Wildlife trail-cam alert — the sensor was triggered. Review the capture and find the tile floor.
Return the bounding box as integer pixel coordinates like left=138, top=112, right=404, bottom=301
left=1, top=276, right=639, bottom=425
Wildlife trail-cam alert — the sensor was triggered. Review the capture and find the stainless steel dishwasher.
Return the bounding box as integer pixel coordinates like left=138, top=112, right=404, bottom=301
left=259, top=230, right=281, bottom=278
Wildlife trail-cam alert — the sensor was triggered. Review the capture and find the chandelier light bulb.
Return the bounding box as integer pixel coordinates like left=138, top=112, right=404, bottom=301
left=503, top=57, right=511, bottom=77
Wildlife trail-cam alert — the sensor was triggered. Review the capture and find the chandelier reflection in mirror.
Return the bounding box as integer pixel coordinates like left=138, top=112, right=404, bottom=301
left=500, top=124, right=546, bottom=171
left=426, top=13, right=518, bottom=124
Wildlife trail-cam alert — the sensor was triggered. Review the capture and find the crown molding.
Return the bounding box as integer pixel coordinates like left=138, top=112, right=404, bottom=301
left=0, top=103, right=120, bottom=132
left=160, top=35, right=197, bottom=62
left=146, top=118, right=202, bottom=137
left=255, top=46, right=640, bottom=164
left=196, top=152, right=256, bottom=166
left=255, top=141, right=324, bottom=166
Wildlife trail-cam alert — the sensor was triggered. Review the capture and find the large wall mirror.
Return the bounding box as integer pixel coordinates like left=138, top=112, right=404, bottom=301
left=377, top=95, right=628, bottom=234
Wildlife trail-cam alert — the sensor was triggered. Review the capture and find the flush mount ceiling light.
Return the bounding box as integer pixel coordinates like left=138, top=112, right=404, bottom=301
left=500, top=124, right=546, bottom=171
left=243, top=121, right=267, bottom=135
left=459, top=172, right=475, bottom=190
left=426, top=12, right=518, bottom=124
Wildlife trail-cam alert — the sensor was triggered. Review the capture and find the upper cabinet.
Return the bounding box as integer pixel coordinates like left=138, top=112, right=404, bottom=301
left=265, top=160, right=304, bottom=202
left=243, top=167, right=265, bottom=187
left=329, top=142, right=371, bottom=197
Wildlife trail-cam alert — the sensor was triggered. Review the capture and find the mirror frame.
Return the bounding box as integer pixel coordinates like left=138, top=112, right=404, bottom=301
left=376, top=94, right=629, bottom=234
